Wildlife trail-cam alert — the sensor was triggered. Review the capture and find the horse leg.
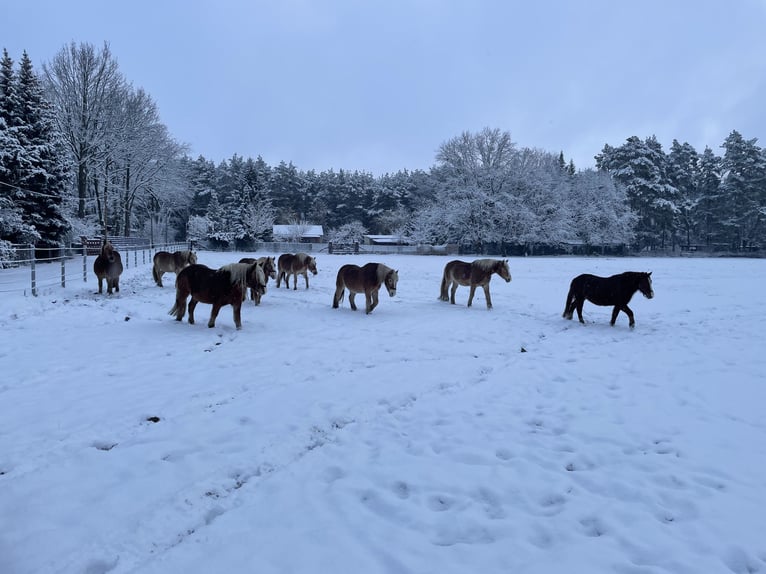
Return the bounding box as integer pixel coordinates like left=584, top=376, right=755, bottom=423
left=367, top=289, right=379, bottom=314
left=113, top=277, right=119, bottom=293
left=153, top=266, right=162, bottom=287
left=208, top=303, right=221, bottom=328
left=349, top=292, right=358, bottom=311
left=188, top=299, right=197, bottom=325
left=97, top=277, right=103, bottom=294
left=292, top=273, right=298, bottom=290
left=450, top=282, right=458, bottom=304
left=612, top=305, right=635, bottom=327
left=483, top=284, right=492, bottom=309
left=276, top=270, right=283, bottom=288
left=575, top=299, right=585, bottom=323
left=467, top=285, right=477, bottom=307
left=304, top=271, right=309, bottom=289
left=232, top=302, right=242, bottom=330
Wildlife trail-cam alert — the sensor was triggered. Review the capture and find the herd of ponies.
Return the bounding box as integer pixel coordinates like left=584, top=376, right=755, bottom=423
left=92, top=240, right=655, bottom=330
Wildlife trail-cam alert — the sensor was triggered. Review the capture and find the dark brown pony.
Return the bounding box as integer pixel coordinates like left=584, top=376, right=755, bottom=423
left=93, top=240, right=123, bottom=295
left=153, top=250, right=197, bottom=287
left=439, top=258, right=511, bottom=309
left=239, top=256, right=276, bottom=304
left=277, top=253, right=318, bottom=290
left=563, top=271, right=654, bottom=328
left=332, top=262, right=398, bottom=314
left=169, top=262, right=266, bottom=329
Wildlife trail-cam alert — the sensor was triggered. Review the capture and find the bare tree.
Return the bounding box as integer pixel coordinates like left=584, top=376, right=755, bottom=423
left=43, top=42, right=125, bottom=222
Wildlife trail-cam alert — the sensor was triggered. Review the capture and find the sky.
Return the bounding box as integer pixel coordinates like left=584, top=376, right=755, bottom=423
left=1, top=251, right=765, bottom=573
left=2, top=0, right=766, bottom=175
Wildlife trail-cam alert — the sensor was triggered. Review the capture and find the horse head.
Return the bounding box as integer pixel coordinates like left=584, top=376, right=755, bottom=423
left=497, top=259, right=512, bottom=283
left=384, top=269, right=399, bottom=297
left=639, top=272, right=654, bottom=299
left=306, top=256, right=318, bottom=275
left=188, top=251, right=198, bottom=265
left=101, top=241, right=115, bottom=262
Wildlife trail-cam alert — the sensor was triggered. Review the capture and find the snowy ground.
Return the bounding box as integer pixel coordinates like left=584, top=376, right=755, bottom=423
left=1, top=251, right=764, bottom=574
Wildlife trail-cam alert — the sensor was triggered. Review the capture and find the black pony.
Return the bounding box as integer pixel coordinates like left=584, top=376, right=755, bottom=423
left=563, top=271, right=653, bottom=328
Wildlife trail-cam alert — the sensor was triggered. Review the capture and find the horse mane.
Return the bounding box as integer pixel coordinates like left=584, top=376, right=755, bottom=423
left=473, top=259, right=499, bottom=272
left=220, top=263, right=252, bottom=293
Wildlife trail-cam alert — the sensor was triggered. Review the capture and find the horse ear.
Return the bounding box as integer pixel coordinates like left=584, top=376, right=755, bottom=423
left=648, top=271, right=652, bottom=277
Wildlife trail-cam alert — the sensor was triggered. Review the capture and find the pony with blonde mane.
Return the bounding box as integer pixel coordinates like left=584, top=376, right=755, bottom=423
left=332, top=262, right=398, bottom=314
left=153, top=250, right=197, bottom=287
left=439, top=258, right=511, bottom=309
left=277, top=253, right=318, bottom=290
left=170, top=262, right=266, bottom=329
left=239, top=256, right=277, bottom=304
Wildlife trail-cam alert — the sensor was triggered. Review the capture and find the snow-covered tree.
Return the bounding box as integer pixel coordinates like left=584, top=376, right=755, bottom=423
left=719, top=130, right=766, bottom=249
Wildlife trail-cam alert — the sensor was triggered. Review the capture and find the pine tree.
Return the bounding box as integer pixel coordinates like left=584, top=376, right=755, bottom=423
left=719, top=130, right=766, bottom=249
left=14, top=51, right=70, bottom=246
left=667, top=140, right=700, bottom=249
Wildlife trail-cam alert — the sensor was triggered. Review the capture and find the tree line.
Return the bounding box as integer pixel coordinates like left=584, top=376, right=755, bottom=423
left=1, top=42, right=765, bottom=258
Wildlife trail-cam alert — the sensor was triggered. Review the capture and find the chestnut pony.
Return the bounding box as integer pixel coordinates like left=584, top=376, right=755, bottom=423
left=169, top=262, right=266, bottom=329
left=332, top=262, right=398, bottom=314
left=439, top=258, right=511, bottom=309
left=93, top=240, right=123, bottom=295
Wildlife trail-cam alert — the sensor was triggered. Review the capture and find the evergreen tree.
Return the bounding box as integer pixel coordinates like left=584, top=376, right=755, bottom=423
left=696, top=146, right=722, bottom=246
left=596, top=135, right=676, bottom=250
left=719, top=130, right=766, bottom=249
left=14, top=51, right=70, bottom=246
left=667, top=140, right=700, bottom=249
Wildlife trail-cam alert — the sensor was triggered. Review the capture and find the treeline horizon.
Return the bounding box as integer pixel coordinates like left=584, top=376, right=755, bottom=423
left=1, top=43, right=765, bottom=258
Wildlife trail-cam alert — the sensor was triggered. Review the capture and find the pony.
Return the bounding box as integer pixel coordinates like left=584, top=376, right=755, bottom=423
left=563, top=271, right=654, bottom=328
left=332, top=262, right=399, bottom=314
left=169, top=262, right=266, bottom=329
left=239, top=256, right=276, bottom=304
left=439, top=258, right=511, bottom=309
left=93, top=240, right=123, bottom=295
left=152, top=250, right=197, bottom=287
left=276, top=253, right=318, bottom=290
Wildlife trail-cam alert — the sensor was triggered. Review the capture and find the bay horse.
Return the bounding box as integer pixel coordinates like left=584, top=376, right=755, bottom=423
left=332, top=262, right=398, bottom=314
left=93, top=240, right=123, bottom=295
left=239, top=256, right=276, bottom=304
left=169, top=262, right=266, bottom=329
left=276, top=253, right=318, bottom=290
left=153, top=250, right=197, bottom=287
left=439, top=258, right=511, bottom=309
left=563, top=271, right=654, bottom=328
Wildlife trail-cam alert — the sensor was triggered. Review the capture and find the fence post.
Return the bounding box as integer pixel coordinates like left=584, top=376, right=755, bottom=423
left=29, top=244, right=37, bottom=297
left=134, top=248, right=137, bottom=267
left=83, top=244, right=87, bottom=282
left=61, top=255, right=66, bottom=288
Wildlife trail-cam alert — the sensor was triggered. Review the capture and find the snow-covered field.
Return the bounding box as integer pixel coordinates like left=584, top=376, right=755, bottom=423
left=1, top=251, right=764, bottom=574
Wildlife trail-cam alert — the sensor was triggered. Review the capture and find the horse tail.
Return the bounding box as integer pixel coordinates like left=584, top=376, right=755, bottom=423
left=563, top=286, right=575, bottom=318
left=439, top=268, right=449, bottom=301
left=152, top=264, right=160, bottom=285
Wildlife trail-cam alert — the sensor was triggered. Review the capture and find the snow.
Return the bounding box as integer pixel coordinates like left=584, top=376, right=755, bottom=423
left=1, top=252, right=765, bottom=574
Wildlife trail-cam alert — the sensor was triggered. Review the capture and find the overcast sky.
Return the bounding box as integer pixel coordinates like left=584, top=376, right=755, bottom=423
left=3, top=0, right=765, bottom=175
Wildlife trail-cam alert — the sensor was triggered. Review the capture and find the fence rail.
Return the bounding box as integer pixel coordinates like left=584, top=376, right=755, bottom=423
left=0, top=241, right=190, bottom=296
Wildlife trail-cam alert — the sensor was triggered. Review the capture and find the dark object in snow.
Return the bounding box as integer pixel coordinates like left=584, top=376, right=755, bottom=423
left=276, top=253, right=318, bottom=290
left=146, top=416, right=160, bottom=423
left=439, top=259, right=512, bottom=309
left=520, top=347, right=527, bottom=353
left=93, top=240, right=123, bottom=295
left=563, top=271, right=654, bottom=328
left=169, top=263, right=266, bottom=329
left=332, top=262, right=399, bottom=315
